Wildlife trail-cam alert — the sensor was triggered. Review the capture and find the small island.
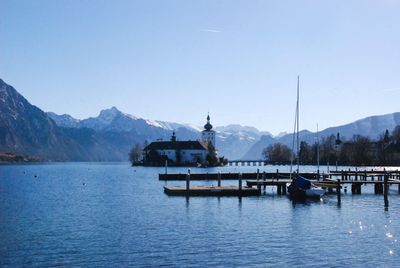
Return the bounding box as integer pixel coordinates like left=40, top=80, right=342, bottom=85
left=130, top=115, right=227, bottom=167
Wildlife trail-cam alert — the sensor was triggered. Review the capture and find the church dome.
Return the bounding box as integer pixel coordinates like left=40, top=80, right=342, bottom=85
left=204, top=114, right=213, bottom=131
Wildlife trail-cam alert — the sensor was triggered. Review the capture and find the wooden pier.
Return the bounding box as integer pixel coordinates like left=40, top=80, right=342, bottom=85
left=164, top=172, right=260, bottom=196
left=159, top=170, right=323, bottom=181
left=164, top=186, right=260, bottom=196
left=161, top=169, right=400, bottom=205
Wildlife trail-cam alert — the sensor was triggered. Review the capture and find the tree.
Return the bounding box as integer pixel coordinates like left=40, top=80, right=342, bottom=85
left=261, top=128, right=400, bottom=166
left=320, top=134, right=337, bottom=165
left=392, top=126, right=400, bottom=145
left=129, top=143, right=142, bottom=165
left=263, top=143, right=292, bottom=164
left=388, top=126, right=400, bottom=164
left=384, top=129, right=390, bottom=144
left=350, top=135, right=373, bottom=166
left=206, top=143, right=220, bottom=166
left=299, top=141, right=312, bottom=164
left=377, top=130, right=391, bottom=165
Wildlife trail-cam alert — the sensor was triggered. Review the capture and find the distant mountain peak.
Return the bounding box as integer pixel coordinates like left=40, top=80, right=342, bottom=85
left=275, top=131, right=288, bottom=138
left=99, top=106, right=121, bottom=117
left=47, top=112, right=80, bottom=128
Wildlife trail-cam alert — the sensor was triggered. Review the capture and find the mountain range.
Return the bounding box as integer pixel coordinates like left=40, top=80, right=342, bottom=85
left=47, top=107, right=268, bottom=160
left=243, top=113, right=400, bottom=159
left=1, top=78, right=399, bottom=161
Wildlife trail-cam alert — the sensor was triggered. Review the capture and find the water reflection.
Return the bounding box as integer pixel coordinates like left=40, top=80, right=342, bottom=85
left=1, top=163, right=399, bottom=267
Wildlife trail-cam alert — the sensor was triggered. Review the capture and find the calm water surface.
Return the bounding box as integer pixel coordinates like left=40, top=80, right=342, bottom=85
left=0, top=163, right=399, bottom=267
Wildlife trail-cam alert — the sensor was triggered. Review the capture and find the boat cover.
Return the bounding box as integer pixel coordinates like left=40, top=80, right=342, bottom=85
left=296, top=175, right=311, bottom=190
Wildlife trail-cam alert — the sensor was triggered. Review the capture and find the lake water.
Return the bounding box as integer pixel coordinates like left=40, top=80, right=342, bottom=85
left=0, top=163, right=399, bottom=267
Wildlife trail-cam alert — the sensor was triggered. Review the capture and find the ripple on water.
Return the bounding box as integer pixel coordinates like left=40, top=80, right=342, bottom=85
left=0, top=163, right=399, bottom=267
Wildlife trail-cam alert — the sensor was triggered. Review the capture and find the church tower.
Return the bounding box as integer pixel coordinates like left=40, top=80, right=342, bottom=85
left=201, top=114, right=216, bottom=148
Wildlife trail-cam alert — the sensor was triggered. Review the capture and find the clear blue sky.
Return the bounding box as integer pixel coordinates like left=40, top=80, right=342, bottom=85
left=1, top=0, right=400, bottom=135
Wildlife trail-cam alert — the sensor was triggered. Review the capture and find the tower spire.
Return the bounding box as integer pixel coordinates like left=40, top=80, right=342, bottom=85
left=204, top=113, right=213, bottom=131
left=201, top=113, right=216, bottom=148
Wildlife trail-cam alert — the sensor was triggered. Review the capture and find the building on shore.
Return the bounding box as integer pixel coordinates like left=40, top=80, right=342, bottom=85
left=143, top=132, right=208, bottom=166
left=140, top=114, right=225, bottom=166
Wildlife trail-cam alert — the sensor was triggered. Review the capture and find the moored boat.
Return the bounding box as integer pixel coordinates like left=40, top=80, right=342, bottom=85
left=287, top=76, right=326, bottom=200
left=288, top=175, right=325, bottom=199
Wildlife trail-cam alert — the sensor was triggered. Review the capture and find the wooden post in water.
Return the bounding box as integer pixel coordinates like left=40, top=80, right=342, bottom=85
left=351, top=183, right=356, bottom=194
left=186, top=169, right=191, bottom=192
left=384, top=174, right=389, bottom=207
left=263, top=171, right=266, bottom=191
left=277, top=184, right=282, bottom=195
left=276, top=169, right=279, bottom=181
left=238, top=173, right=243, bottom=194
left=218, top=172, right=221, bottom=187
left=165, top=160, right=168, bottom=175
left=337, top=179, right=341, bottom=204
left=378, top=183, right=383, bottom=194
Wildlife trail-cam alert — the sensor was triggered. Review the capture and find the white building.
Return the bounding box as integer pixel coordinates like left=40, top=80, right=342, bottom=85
left=143, top=132, right=208, bottom=165
left=143, top=115, right=219, bottom=166
left=201, top=114, right=216, bottom=148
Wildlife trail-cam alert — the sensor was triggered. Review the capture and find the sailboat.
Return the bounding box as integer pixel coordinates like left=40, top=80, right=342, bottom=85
left=287, top=76, right=326, bottom=200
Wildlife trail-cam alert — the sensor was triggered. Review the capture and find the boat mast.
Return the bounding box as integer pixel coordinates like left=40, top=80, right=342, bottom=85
left=290, top=76, right=300, bottom=179
left=296, top=75, right=300, bottom=174
left=317, top=124, right=320, bottom=174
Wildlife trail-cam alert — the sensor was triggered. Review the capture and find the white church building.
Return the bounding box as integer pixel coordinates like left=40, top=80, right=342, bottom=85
left=143, top=115, right=217, bottom=165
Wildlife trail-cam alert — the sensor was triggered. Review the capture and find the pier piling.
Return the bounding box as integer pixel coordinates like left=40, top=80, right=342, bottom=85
left=239, top=173, right=243, bottom=193
left=186, top=169, right=191, bottom=193
left=384, top=174, right=389, bottom=207
left=277, top=185, right=282, bottom=195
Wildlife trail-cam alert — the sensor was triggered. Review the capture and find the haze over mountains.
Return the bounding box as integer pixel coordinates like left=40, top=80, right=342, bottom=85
left=1, top=78, right=399, bottom=161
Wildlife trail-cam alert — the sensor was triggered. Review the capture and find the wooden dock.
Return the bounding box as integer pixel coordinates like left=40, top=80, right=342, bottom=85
left=164, top=186, right=260, bottom=196
left=161, top=169, right=400, bottom=206
left=159, top=171, right=323, bottom=181
left=163, top=171, right=258, bottom=197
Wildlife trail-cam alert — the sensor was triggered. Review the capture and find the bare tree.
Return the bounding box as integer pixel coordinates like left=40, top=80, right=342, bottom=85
left=129, top=143, right=142, bottom=165
left=263, top=143, right=292, bottom=164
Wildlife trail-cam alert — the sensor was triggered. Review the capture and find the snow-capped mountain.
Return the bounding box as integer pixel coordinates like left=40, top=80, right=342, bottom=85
left=3, top=78, right=399, bottom=161
left=0, top=78, right=136, bottom=161
left=47, top=112, right=80, bottom=128
left=47, top=109, right=268, bottom=159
